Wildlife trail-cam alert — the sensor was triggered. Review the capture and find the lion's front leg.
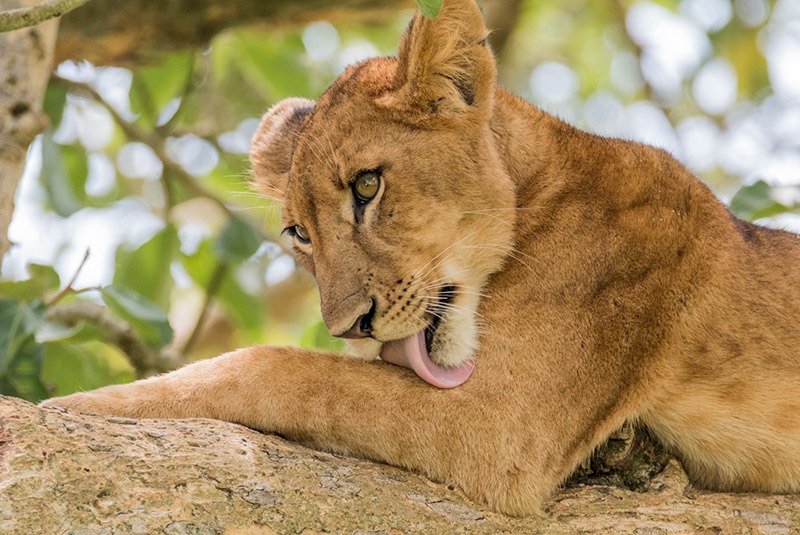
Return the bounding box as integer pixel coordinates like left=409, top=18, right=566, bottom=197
left=40, top=345, right=478, bottom=480
left=40, top=346, right=332, bottom=421
left=40, top=349, right=244, bottom=419
left=40, top=345, right=563, bottom=515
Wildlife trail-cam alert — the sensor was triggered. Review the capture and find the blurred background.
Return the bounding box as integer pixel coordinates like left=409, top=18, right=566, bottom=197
left=1, top=0, right=798, bottom=401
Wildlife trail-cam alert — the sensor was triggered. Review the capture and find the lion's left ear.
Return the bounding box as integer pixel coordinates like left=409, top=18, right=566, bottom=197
left=378, top=0, right=495, bottom=124
left=249, top=98, right=315, bottom=201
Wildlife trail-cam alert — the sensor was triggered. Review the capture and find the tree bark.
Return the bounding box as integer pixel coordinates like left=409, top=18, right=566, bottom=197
left=0, top=0, right=92, bottom=32
left=1, top=395, right=797, bottom=533
left=53, top=0, right=413, bottom=66
left=0, top=0, right=58, bottom=264
left=52, top=0, right=520, bottom=67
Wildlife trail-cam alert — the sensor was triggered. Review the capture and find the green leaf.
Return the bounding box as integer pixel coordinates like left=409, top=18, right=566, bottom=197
left=730, top=180, right=793, bottom=221
left=34, top=320, right=103, bottom=344
left=101, top=284, right=173, bottom=347
left=715, top=26, right=769, bottom=100
left=114, top=225, right=179, bottom=308
left=161, top=167, right=200, bottom=205
left=180, top=240, right=263, bottom=336
left=299, top=320, right=344, bottom=352
left=416, top=0, right=443, bottom=19
left=214, top=216, right=263, bottom=263
left=130, top=52, right=194, bottom=126
left=0, top=299, right=49, bottom=401
left=0, top=263, right=60, bottom=301
left=43, top=82, right=68, bottom=130
left=0, top=299, right=45, bottom=376
left=204, top=158, right=257, bottom=206
left=1, top=336, right=49, bottom=402
left=40, top=133, right=90, bottom=217
left=41, top=340, right=135, bottom=398
left=225, top=30, right=313, bottom=101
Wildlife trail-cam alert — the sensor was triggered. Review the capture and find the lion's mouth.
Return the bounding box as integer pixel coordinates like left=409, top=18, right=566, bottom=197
left=424, top=285, right=455, bottom=354
left=380, top=284, right=475, bottom=389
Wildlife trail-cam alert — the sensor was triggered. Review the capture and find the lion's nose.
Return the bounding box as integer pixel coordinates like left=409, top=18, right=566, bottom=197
left=335, top=299, right=375, bottom=339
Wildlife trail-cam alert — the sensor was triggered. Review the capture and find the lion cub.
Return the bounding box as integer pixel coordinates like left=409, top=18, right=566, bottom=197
left=43, top=0, right=800, bottom=515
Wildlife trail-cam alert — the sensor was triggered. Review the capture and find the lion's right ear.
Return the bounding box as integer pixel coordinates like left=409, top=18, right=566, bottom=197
left=378, top=0, right=495, bottom=125
left=249, top=98, right=315, bottom=201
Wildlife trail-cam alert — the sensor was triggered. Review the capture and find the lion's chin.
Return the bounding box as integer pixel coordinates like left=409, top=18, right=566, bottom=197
left=344, top=337, right=383, bottom=360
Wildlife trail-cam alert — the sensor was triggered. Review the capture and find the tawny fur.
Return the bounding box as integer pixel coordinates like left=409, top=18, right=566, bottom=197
left=43, top=0, right=800, bottom=516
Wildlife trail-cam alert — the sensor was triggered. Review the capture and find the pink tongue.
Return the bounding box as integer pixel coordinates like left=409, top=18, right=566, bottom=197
left=380, top=331, right=475, bottom=389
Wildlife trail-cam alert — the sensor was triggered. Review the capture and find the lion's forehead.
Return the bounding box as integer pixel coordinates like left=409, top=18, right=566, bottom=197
left=317, top=57, right=399, bottom=109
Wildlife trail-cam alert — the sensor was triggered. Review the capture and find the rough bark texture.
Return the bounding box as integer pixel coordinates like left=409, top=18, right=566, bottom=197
left=1, top=395, right=797, bottom=533
left=53, top=0, right=519, bottom=67
left=54, top=0, right=412, bottom=66
left=0, top=0, right=58, bottom=262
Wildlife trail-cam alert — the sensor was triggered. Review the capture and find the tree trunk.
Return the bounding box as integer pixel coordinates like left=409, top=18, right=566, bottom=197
left=1, top=395, right=797, bottom=533
left=0, top=0, right=58, bottom=263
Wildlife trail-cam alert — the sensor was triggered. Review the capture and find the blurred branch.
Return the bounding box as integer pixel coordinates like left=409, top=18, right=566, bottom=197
left=181, top=262, right=228, bottom=356
left=51, top=74, right=291, bottom=256
left=483, top=0, right=524, bottom=62
left=54, top=0, right=413, bottom=66
left=155, top=62, right=197, bottom=137
left=45, top=301, right=181, bottom=376
left=0, top=0, right=91, bottom=32
left=159, top=169, right=174, bottom=222
left=54, top=75, right=231, bottom=214
left=45, top=248, right=89, bottom=306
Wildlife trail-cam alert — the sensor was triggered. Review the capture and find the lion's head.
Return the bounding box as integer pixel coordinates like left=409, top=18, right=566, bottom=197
left=250, top=0, right=515, bottom=387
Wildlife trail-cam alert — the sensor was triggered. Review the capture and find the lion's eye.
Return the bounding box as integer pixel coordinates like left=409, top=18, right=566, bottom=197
left=293, top=225, right=311, bottom=245
left=352, top=170, right=381, bottom=204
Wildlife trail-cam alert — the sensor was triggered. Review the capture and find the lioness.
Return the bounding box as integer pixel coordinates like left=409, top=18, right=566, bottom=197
left=43, top=0, right=800, bottom=516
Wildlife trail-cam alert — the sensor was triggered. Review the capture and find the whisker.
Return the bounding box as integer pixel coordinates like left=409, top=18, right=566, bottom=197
left=460, top=211, right=513, bottom=225
left=461, top=207, right=539, bottom=213
left=457, top=244, right=535, bottom=271
left=424, top=301, right=484, bottom=320
left=410, top=235, right=472, bottom=282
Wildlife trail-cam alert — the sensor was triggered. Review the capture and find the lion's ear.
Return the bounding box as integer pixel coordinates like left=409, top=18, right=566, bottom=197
left=249, top=98, right=315, bottom=201
left=379, top=0, right=495, bottom=123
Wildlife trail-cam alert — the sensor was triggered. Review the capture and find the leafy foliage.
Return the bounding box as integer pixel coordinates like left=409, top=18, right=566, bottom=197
left=416, top=0, right=443, bottom=19
left=0, top=265, right=150, bottom=400
left=730, top=181, right=797, bottom=221
left=113, top=225, right=179, bottom=308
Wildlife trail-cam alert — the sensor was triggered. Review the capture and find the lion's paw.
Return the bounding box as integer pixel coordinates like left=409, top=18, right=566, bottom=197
left=40, top=391, right=129, bottom=417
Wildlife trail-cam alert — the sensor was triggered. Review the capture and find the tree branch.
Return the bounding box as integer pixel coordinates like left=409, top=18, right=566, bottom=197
left=180, top=262, right=228, bottom=356
left=52, top=0, right=413, bottom=66
left=3, top=395, right=799, bottom=533
left=45, top=301, right=181, bottom=376
left=51, top=74, right=294, bottom=257
left=0, top=0, right=92, bottom=32
left=45, top=248, right=89, bottom=306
